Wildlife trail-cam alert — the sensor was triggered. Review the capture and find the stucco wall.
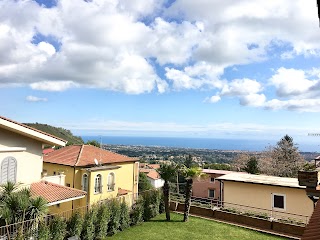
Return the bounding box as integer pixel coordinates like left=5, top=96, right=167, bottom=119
left=192, top=173, right=223, bottom=199
left=44, top=161, right=138, bottom=208
left=223, top=181, right=313, bottom=219
left=150, top=178, right=164, bottom=188
left=0, top=128, right=43, bottom=184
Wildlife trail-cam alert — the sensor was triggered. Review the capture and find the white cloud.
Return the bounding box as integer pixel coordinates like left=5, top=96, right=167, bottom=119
left=26, top=95, right=47, bottom=102
left=1, top=0, right=320, bottom=113
left=30, top=81, right=77, bottom=92
left=205, top=95, right=221, bottom=103
left=220, top=78, right=262, bottom=96
left=264, top=99, right=320, bottom=112
left=269, top=68, right=317, bottom=98
left=240, top=94, right=266, bottom=107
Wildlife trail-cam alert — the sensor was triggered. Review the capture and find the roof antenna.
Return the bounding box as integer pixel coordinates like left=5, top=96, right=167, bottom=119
left=99, top=135, right=102, bottom=165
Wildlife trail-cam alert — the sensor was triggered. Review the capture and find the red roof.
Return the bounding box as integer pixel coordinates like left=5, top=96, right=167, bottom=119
left=30, top=181, right=86, bottom=204
left=43, top=145, right=137, bottom=167
left=140, top=168, right=161, bottom=180
left=43, top=148, right=55, bottom=154
left=117, top=188, right=131, bottom=196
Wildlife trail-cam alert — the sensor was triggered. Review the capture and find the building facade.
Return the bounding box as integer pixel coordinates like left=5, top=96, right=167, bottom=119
left=192, top=169, right=235, bottom=200
left=43, top=144, right=139, bottom=210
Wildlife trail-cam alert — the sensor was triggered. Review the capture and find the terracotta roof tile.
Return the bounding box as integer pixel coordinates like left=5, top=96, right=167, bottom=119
left=44, top=145, right=137, bottom=167
left=146, top=170, right=160, bottom=180
left=117, top=188, right=131, bottom=196
left=30, top=181, right=86, bottom=204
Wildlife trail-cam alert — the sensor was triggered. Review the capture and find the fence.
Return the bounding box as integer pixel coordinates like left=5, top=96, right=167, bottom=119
left=170, top=191, right=309, bottom=225
left=0, top=189, right=153, bottom=239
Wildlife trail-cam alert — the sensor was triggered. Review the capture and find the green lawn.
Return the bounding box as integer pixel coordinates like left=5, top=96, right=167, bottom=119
left=110, top=213, right=286, bottom=240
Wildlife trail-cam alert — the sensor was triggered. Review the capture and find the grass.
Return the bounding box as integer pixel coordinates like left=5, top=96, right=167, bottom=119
left=110, top=213, right=286, bottom=240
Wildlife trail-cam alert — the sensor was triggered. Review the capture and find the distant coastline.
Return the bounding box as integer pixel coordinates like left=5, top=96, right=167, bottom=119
left=82, top=136, right=319, bottom=152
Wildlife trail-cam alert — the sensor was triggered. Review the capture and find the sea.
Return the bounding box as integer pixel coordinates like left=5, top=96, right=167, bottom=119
left=82, top=136, right=320, bottom=152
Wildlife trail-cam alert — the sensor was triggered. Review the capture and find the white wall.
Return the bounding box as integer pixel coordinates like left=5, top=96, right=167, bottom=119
left=149, top=178, right=165, bottom=188
left=0, top=128, right=43, bottom=184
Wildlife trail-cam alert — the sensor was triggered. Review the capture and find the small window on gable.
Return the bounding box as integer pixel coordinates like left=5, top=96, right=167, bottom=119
left=1, top=157, right=17, bottom=184
left=272, top=193, right=286, bottom=210
left=210, top=177, right=215, bottom=183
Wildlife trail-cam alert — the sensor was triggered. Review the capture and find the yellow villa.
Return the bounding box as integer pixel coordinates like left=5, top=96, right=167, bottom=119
left=43, top=144, right=139, bottom=211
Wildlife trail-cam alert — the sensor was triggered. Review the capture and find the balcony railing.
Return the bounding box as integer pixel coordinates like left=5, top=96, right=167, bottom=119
left=107, top=183, right=115, bottom=191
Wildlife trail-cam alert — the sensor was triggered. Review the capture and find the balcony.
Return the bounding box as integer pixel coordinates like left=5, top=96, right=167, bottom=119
left=107, top=183, right=115, bottom=191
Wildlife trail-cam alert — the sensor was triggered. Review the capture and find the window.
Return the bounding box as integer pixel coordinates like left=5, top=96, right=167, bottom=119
left=272, top=193, right=286, bottom=210
left=94, top=174, right=102, bottom=194
left=208, top=189, right=215, bottom=198
left=82, top=174, right=88, bottom=192
left=210, top=177, right=215, bottom=183
left=108, top=173, right=115, bottom=191
left=1, top=157, right=17, bottom=184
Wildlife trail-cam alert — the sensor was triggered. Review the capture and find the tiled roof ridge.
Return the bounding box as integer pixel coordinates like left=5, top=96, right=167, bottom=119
left=40, top=180, right=86, bottom=194
left=84, top=144, right=138, bottom=160
left=0, top=116, right=67, bottom=143
left=75, top=145, right=85, bottom=166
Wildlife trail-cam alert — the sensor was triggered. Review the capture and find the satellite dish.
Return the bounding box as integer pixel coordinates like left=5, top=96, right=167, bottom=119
left=94, top=158, right=99, bottom=166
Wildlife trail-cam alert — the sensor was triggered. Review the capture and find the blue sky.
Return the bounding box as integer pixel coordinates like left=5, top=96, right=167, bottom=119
left=1, top=0, right=320, bottom=147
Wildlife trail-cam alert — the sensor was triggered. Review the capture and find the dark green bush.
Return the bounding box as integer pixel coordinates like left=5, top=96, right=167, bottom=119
left=159, top=191, right=165, bottom=214
left=95, top=203, right=110, bottom=239
left=119, top=200, right=130, bottom=231
left=81, top=207, right=97, bottom=240
left=37, top=221, right=51, bottom=240
left=143, top=190, right=160, bottom=221
left=108, top=199, right=121, bottom=236
left=49, top=216, right=67, bottom=240
left=66, top=211, right=83, bottom=239
left=130, top=197, right=144, bottom=226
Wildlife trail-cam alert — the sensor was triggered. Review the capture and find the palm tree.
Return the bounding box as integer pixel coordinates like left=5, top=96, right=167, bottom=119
left=157, top=164, right=177, bottom=221
left=181, top=167, right=204, bottom=222
left=0, top=182, right=48, bottom=238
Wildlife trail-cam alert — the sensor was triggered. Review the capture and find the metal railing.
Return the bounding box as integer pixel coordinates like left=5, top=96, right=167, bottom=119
left=170, top=191, right=309, bottom=225
left=0, top=189, right=153, bottom=239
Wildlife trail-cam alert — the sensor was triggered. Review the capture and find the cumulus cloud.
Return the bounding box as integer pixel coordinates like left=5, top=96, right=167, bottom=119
left=1, top=0, right=320, bottom=112
left=30, top=81, right=77, bottom=92
left=26, top=95, right=47, bottom=102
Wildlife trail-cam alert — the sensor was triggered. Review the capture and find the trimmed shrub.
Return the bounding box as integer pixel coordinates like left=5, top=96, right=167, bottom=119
left=49, top=216, right=67, bottom=240
left=130, top=197, right=144, bottom=226
left=142, top=190, right=160, bottom=221
left=119, top=200, right=130, bottom=231
left=66, top=211, right=83, bottom=239
left=108, top=199, right=121, bottom=236
left=37, top=221, right=50, bottom=240
left=95, top=203, right=110, bottom=239
left=81, top=207, right=98, bottom=240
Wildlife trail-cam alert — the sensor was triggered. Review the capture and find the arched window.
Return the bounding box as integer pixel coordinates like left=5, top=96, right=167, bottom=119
left=82, top=174, right=88, bottom=192
left=1, top=157, right=17, bottom=184
left=107, top=172, right=115, bottom=191
left=94, top=174, right=102, bottom=194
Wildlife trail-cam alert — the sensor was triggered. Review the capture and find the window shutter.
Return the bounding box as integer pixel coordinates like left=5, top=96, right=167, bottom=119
left=1, top=157, right=17, bottom=184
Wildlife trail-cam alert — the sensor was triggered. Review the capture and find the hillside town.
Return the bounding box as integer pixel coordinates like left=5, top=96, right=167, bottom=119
left=1, top=115, right=320, bottom=239
left=2, top=1, right=320, bottom=239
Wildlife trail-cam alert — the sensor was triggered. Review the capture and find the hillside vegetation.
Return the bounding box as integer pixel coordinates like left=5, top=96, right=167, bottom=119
left=25, top=123, right=84, bottom=145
